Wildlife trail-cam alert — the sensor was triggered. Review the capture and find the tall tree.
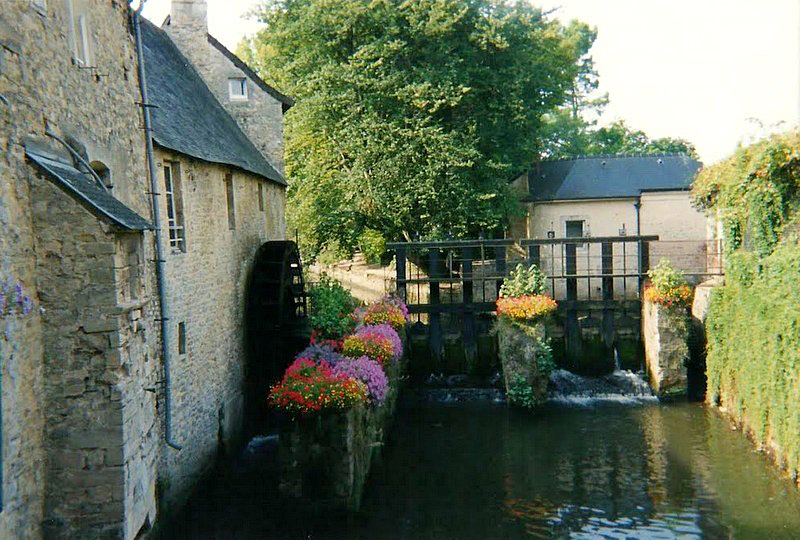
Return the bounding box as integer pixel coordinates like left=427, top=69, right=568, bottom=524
left=241, top=0, right=588, bottom=258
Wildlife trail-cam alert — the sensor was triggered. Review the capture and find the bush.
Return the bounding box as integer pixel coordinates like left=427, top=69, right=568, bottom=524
left=359, top=295, right=409, bottom=331
left=342, top=326, right=399, bottom=367
left=500, top=264, right=546, bottom=298
left=643, top=259, right=692, bottom=308
left=357, top=229, right=387, bottom=264
left=333, top=356, right=388, bottom=404
left=295, top=343, right=346, bottom=366
left=706, top=243, right=800, bottom=479
left=268, top=358, right=368, bottom=415
left=309, top=274, right=358, bottom=340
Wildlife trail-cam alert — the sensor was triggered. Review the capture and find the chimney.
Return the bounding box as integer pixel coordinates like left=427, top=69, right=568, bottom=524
left=169, top=0, right=208, bottom=34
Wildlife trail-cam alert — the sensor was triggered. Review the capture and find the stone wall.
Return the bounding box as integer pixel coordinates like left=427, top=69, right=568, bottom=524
left=166, top=0, right=287, bottom=175
left=643, top=301, right=689, bottom=397
left=154, top=148, right=285, bottom=509
left=1, top=1, right=159, bottom=537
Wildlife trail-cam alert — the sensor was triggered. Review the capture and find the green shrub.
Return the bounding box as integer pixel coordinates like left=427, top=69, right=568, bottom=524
left=500, top=264, right=546, bottom=298
left=357, top=229, right=387, bottom=265
left=309, top=274, right=358, bottom=340
left=648, top=259, right=686, bottom=290
left=706, top=243, right=800, bottom=478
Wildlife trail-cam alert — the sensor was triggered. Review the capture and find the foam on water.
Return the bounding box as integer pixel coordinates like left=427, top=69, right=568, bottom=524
left=548, top=368, right=657, bottom=406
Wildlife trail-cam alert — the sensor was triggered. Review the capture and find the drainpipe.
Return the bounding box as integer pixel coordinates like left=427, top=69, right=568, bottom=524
left=132, top=1, right=181, bottom=450
left=634, top=200, right=643, bottom=297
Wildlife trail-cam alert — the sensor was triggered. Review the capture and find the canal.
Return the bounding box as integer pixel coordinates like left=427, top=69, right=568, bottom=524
left=165, top=401, right=800, bottom=539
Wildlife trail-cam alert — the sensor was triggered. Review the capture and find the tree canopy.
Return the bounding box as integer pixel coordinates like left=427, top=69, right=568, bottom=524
left=241, top=0, right=591, bottom=258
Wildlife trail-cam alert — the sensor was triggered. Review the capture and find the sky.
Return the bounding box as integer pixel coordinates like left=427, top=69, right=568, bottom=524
left=142, top=0, right=800, bottom=165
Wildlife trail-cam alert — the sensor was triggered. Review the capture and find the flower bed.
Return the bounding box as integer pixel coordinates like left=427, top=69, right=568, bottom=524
left=272, top=290, right=407, bottom=510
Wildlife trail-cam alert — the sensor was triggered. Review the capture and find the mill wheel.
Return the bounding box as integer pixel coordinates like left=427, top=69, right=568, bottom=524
left=246, top=241, right=308, bottom=380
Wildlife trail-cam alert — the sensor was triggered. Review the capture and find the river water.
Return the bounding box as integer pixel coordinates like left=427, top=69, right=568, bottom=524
left=167, top=400, right=800, bottom=539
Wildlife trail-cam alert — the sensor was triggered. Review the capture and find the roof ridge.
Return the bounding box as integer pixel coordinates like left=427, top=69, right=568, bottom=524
left=539, top=152, right=693, bottom=164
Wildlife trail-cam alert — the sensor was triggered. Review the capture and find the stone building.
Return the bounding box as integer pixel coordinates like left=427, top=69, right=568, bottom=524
left=510, top=155, right=711, bottom=298
left=139, top=15, right=288, bottom=514
left=0, top=1, right=287, bottom=538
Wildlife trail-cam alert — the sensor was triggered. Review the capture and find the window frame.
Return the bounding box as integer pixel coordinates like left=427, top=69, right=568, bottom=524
left=257, top=183, right=264, bottom=212
left=228, top=77, right=248, bottom=101
left=224, top=173, right=236, bottom=230
left=163, top=162, right=186, bottom=252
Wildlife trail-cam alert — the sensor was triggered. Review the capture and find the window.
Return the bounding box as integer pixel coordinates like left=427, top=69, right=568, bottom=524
left=163, top=162, right=186, bottom=252
left=228, top=78, right=247, bottom=100
left=258, top=183, right=264, bottom=212
left=177, top=322, right=186, bottom=355
left=72, top=12, right=91, bottom=66
left=565, top=220, right=584, bottom=238
left=224, top=173, right=236, bottom=230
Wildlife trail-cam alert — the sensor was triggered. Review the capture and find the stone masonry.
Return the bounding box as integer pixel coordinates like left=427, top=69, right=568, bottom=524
left=166, top=0, right=290, bottom=176
left=1, top=1, right=160, bottom=538
left=643, top=301, right=689, bottom=397
left=0, top=1, right=288, bottom=538
left=154, top=148, right=285, bottom=509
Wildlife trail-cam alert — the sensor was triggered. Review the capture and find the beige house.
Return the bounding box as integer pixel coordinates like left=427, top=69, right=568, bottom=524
left=511, top=155, right=710, bottom=298
left=0, top=0, right=288, bottom=537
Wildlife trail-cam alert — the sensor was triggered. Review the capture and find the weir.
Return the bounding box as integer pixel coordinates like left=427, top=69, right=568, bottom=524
left=389, top=235, right=723, bottom=378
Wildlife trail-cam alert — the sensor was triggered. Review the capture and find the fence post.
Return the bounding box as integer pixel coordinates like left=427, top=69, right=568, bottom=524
left=495, top=245, right=507, bottom=297
left=601, top=241, right=613, bottom=301
left=462, top=246, right=476, bottom=372
left=429, top=248, right=443, bottom=364
left=528, top=244, right=540, bottom=268
left=395, top=246, right=407, bottom=303
left=565, top=243, right=577, bottom=301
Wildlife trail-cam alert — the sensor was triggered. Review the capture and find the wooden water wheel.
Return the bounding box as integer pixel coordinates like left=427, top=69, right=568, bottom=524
left=246, top=241, right=308, bottom=385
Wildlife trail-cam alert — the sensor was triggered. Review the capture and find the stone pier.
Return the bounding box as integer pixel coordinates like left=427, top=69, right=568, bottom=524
left=643, top=301, right=689, bottom=397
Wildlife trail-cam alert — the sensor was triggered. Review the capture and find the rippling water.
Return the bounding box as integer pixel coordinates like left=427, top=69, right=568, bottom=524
left=166, top=401, right=800, bottom=539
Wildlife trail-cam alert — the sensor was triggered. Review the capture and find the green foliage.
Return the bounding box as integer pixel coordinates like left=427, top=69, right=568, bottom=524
left=243, top=0, right=591, bottom=258
left=541, top=118, right=698, bottom=159
left=647, top=259, right=687, bottom=291
left=705, top=243, right=800, bottom=477
left=505, top=335, right=553, bottom=409
left=692, top=130, right=800, bottom=258
left=499, top=263, right=546, bottom=298
left=309, top=274, right=358, bottom=340
left=357, top=228, right=386, bottom=264
left=506, top=375, right=539, bottom=409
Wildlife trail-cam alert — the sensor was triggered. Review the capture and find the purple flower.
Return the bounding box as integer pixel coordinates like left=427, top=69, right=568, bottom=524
left=296, top=343, right=346, bottom=366
left=14, top=282, right=23, bottom=306
left=382, top=295, right=409, bottom=318
left=355, top=323, right=402, bottom=359
left=333, top=356, right=388, bottom=404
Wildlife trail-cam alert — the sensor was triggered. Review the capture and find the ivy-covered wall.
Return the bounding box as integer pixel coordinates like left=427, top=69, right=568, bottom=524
left=693, top=131, right=800, bottom=485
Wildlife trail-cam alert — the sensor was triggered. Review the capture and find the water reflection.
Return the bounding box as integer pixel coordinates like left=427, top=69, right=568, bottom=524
left=357, top=402, right=800, bottom=539
left=165, top=401, right=800, bottom=539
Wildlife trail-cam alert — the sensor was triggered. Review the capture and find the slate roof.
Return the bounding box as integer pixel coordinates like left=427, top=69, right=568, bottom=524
left=140, top=19, right=286, bottom=186
left=26, top=145, right=153, bottom=231
left=526, top=154, right=701, bottom=202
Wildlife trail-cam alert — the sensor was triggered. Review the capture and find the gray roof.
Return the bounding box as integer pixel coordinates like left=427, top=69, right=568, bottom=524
left=526, top=154, right=701, bottom=202
left=26, top=146, right=153, bottom=231
left=140, top=19, right=286, bottom=186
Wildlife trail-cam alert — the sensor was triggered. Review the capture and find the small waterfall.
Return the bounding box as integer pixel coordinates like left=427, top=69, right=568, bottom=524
left=548, top=348, right=656, bottom=406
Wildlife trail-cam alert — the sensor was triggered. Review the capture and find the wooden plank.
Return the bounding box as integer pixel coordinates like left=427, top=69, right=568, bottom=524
left=428, top=248, right=443, bottom=362
left=601, top=241, right=613, bottom=301
left=407, top=302, right=496, bottom=314
left=395, top=246, right=407, bottom=303
left=462, top=246, right=477, bottom=369
left=387, top=239, right=514, bottom=249
left=521, top=235, right=659, bottom=246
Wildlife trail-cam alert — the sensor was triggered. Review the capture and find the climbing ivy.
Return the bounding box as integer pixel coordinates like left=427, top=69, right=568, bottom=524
left=696, top=130, right=800, bottom=484
left=692, top=130, right=800, bottom=258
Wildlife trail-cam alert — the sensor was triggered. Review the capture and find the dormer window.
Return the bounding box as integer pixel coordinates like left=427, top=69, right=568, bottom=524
left=228, top=78, right=247, bottom=100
